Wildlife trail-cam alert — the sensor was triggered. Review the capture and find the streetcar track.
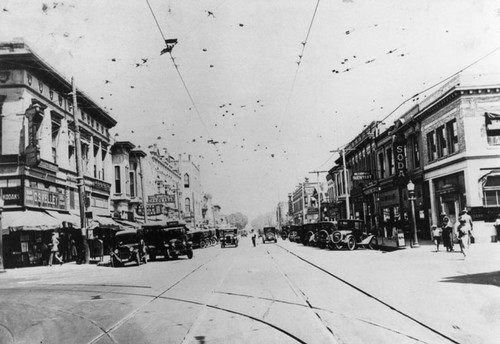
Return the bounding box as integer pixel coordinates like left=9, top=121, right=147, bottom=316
left=266, top=249, right=342, bottom=344
left=276, top=243, right=461, bottom=344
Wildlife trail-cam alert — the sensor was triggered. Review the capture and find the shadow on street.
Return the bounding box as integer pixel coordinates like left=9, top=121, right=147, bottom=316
left=441, top=270, right=500, bottom=287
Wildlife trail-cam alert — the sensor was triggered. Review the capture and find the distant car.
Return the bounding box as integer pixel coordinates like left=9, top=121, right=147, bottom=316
left=219, top=228, right=239, bottom=248
left=329, top=219, right=378, bottom=250
left=262, top=227, right=278, bottom=243
left=110, top=229, right=147, bottom=267
left=140, top=220, right=193, bottom=260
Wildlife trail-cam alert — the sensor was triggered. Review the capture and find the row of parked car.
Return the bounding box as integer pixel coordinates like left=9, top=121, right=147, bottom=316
left=111, top=222, right=243, bottom=267
left=285, top=219, right=378, bottom=250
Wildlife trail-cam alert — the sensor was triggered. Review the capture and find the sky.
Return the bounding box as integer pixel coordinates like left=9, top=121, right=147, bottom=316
left=1, top=0, right=500, bottom=220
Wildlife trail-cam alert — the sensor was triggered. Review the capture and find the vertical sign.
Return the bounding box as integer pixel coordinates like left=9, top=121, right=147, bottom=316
left=393, top=135, right=407, bottom=184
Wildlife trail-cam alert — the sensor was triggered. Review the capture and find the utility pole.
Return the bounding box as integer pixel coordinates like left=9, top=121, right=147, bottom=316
left=71, top=78, right=89, bottom=263
left=330, top=147, right=351, bottom=219
left=138, top=156, right=148, bottom=223
left=309, top=170, right=329, bottom=222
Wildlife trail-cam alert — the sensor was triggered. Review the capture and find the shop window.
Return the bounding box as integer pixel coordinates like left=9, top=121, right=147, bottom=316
left=485, top=112, right=500, bottom=145
left=427, top=131, right=437, bottom=161
left=483, top=175, right=500, bottom=206
left=184, top=173, right=190, bottom=188
left=114, top=166, right=121, bottom=194
left=185, top=197, right=191, bottom=213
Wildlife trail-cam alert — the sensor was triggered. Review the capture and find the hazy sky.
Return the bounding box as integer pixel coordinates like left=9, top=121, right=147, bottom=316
left=1, top=0, right=500, bottom=220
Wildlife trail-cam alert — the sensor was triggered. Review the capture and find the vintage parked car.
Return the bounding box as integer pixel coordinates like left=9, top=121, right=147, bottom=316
left=110, top=229, right=147, bottom=267
left=140, top=220, right=193, bottom=260
left=329, top=219, right=378, bottom=250
left=262, top=227, right=278, bottom=243
left=219, top=228, right=239, bottom=248
left=315, top=221, right=337, bottom=249
left=302, top=223, right=320, bottom=246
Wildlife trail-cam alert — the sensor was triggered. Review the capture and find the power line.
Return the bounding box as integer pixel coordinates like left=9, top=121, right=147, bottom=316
left=380, top=45, right=500, bottom=124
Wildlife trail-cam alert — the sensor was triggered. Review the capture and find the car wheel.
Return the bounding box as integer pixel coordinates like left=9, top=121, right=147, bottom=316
left=200, top=240, right=206, bottom=249
left=331, top=231, right=342, bottom=244
left=187, top=250, right=193, bottom=259
left=368, top=237, right=378, bottom=250
left=211, top=238, right=217, bottom=246
left=347, top=236, right=356, bottom=250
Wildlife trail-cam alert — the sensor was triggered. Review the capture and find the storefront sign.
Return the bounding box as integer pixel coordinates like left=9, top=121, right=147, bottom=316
left=136, top=203, right=164, bottom=216
left=0, top=187, right=22, bottom=206
left=148, top=194, right=175, bottom=204
left=24, top=186, right=66, bottom=210
left=25, top=145, right=40, bottom=167
left=352, top=172, right=373, bottom=181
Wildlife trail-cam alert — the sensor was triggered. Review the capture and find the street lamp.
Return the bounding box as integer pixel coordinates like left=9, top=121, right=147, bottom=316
left=0, top=193, right=5, bottom=272
left=407, top=180, right=420, bottom=248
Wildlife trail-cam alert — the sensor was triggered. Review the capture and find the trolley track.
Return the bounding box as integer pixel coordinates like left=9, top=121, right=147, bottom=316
left=276, top=243, right=461, bottom=344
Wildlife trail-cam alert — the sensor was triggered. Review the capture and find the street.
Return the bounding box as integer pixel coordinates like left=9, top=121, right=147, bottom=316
left=1, top=238, right=499, bottom=344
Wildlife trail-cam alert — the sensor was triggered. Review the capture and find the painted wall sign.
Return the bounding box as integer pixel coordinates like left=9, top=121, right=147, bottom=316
left=24, top=186, right=66, bottom=210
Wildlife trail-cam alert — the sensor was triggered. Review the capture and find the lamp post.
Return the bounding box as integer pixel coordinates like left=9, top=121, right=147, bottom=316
left=407, top=180, right=420, bottom=248
left=0, top=192, right=5, bottom=272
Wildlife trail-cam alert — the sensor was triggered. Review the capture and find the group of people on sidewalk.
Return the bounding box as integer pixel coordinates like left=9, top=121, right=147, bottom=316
left=45, top=231, right=78, bottom=266
left=431, top=209, right=475, bottom=258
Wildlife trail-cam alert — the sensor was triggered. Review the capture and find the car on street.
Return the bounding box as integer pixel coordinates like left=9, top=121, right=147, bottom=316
left=315, top=221, right=337, bottom=249
left=262, top=226, right=278, bottom=243
left=140, top=220, right=194, bottom=260
left=219, top=228, right=239, bottom=248
left=110, top=229, right=147, bottom=267
left=329, top=219, right=378, bottom=250
left=302, top=223, right=320, bottom=246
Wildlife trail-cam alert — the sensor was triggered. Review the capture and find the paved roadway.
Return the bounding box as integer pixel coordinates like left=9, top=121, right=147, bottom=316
left=1, top=237, right=498, bottom=344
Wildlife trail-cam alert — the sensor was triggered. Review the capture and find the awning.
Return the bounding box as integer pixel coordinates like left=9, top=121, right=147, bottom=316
left=114, top=219, right=141, bottom=229
left=2, top=210, right=62, bottom=234
left=88, top=215, right=121, bottom=229
left=45, top=210, right=81, bottom=228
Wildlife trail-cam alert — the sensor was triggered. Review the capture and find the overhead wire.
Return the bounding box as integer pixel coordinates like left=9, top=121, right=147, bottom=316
left=144, top=0, right=222, bottom=160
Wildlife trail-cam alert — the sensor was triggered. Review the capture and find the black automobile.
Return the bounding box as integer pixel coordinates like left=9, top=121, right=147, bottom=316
left=140, top=220, right=193, bottom=260
left=302, top=223, right=319, bottom=246
left=330, top=219, right=378, bottom=250
left=315, top=221, right=337, bottom=248
left=287, top=225, right=301, bottom=242
left=262, top=227, right=278, bottom=243
left=219, top=228, right=239, bottom=248
left=110, top=229, right=147, bottom=267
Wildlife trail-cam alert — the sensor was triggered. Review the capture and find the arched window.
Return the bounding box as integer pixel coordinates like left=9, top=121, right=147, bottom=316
left=185, top=197, right=191, bottom=213
left=184, top=173, right=190, bottom=188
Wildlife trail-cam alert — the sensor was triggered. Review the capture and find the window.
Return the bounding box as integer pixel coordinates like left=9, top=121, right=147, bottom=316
left=413, top=137, right=420, bottom=168
left=436, top=125, right=447, bottom=158
left=378, top=152, right=385, bottom=178
left=387, top=148, right=394, bottom=176
left=184, top=173, right=190, bottom=188
left=129, top=171, right=135, bottom=197
left=446, top=119, right=459, bottom=153
left=485, top=113, right=500, bottom=145
left=114, top=166, right=121, bottom=194
left=483, top=175, right=500, bottom=206
left=185, top=197, right=191, bottom=213
left=427, top=132, right=437, bottom=161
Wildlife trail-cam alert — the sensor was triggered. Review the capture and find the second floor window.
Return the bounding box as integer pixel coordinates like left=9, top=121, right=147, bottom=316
left=427, top=131, right=437, bottom=161
left=184, top=173, right=190, bottom=188
left=185, top=197, right=191, bottom=213
left=413, top=137, right=420, bottom=168
left=114, top=166, right=121, bottom=194
left=436, top=125, right=447, bottom=158
left=387, top=148, right=394, bottom=176
left=378, top=152, right=385, bottom=179
left=485, top=113, right=500, bottom=145
left=129, top=171, right=135, bottom=197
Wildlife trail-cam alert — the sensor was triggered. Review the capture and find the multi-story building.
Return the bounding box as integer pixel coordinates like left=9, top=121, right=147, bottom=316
left=141, top=145, right=181, bottom=221
left=110, top=141, right=147, bottom=224
left=291, top=178, right=318, bottom=224
left=177, top=154, right=203, bottom=228
left=0, top=40, right=117, bottom=267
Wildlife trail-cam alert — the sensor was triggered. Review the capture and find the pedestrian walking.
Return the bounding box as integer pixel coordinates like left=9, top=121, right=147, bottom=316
left=441, top=216, right=454, bottom=252
left=495, top=214, right=500, bottom=242
left=48, top=231, right=63, bottom=266
left=251, top=229, right=256, bottom=247
left=70, top=239, right=78, bottom=261
left=457, top=218, right=468, bottom=258
left=431, top=225, right=442, bottom=252
left=460, top=209, right=474, bottom=247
